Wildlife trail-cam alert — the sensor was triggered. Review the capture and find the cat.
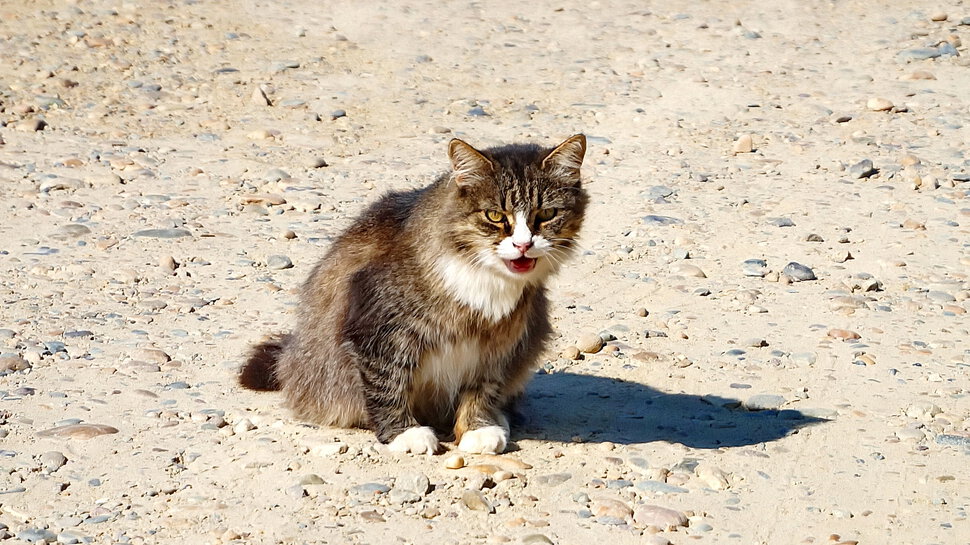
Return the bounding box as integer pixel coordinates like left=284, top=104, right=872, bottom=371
left=238, top=134, right=588, bottom=455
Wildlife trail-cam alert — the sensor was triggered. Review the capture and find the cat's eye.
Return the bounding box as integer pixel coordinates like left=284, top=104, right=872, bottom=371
left=535, top=208, right=558, bottom=222
left=483, top=210, right=506, bottom=223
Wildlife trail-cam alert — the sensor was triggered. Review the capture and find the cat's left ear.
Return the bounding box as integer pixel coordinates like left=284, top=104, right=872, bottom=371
left=541, top=134, right=586, bottom=179
left=449, top=139, right=494, bottom=187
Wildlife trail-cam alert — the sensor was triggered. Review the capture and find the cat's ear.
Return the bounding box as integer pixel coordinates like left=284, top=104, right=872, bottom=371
left=541, top=134, right=586, bottom=179
left=448, top=139, right=494, bottom=187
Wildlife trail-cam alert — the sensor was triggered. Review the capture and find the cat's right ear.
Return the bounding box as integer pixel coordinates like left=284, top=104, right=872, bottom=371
left=448, top=139, right=494, bottom=187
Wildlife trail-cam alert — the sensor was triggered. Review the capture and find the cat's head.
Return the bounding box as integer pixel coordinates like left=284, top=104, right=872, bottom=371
left=443, top=134, right=589, bottom=283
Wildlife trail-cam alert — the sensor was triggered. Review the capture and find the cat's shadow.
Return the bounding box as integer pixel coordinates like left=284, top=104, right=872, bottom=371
left=514, top=371, right=827, bottom=448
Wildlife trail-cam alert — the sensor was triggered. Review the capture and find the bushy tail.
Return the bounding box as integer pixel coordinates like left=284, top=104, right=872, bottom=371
left=239, top=335, right=287, bottom=391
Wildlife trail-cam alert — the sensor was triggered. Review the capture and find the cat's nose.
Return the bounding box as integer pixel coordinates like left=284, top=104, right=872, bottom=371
left=513, top=241, right=533, bottom=253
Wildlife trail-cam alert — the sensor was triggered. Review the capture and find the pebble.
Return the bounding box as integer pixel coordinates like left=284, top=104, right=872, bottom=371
left=521, top=535, right=554, bottom=545
left=266, top=255, right=293, bottom=270
left=741, top=259, right=767, bottom=277
left=445, top=454, right=465, bottom=469
left=350, top=482, right=391, bottom=497
left=36, top=424, right=119, bottom=439
left=827, top=328, right=861, bottom=341
left=561, top=346, right=582, bottom=360
left=901, top=219, right=926, bottom=230
left=0, top=355, right=31, bottom=372
left=670, top=263, right=707, bottom=278
left=40, top=451, right=68, bottom=472
left=744, top=394, right=786, bottom=411
left=935, top=434, right=970, bottom=447
left=17, top=528, right=57, bottom=543
left=782, top=262, right=816, bottom=281
left=576, top=334, right=604, bottom=354
left=896, top=48, right=941, bottom=61
left=396, top=472, right=431, bottom=495
left=848, top=159, right=877, bottom=179
left=17, top=118, right=48, bottom=132
left=732, top=134, right=754, bottom=154
left=866, top=97, right=893, bottom=111
left=232, top=418, right=256, bottom=434
left=461, top=490, right=495, bottom=513
left=632, top=505, right=688, bottom=530
left=132, top=228, right=192, bottom=238
left=592, top=498, right=633, bottom=519
left=695, top=464, right=730, bottom=489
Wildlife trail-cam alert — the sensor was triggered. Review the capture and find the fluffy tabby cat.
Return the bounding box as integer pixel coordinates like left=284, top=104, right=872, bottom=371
left=239, top=134, right=588, bottom=455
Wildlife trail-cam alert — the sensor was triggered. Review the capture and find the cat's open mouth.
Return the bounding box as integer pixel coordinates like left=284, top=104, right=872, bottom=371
left=505, top=256, right=536, bottom=274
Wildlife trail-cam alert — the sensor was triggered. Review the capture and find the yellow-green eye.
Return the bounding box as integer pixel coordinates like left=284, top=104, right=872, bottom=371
left=535, top=208, right=557, bottom=222
left=484, top=210, right=506, bottom=223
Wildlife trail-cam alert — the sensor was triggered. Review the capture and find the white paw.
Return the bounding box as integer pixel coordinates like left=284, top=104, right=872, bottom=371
left=458, top=425, right=509, bottom=454
left=387, top=426, right=439, bottom=455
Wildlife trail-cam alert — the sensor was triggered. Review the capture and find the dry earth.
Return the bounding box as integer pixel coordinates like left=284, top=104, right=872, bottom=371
left=1, top=1, right=969, bottom=544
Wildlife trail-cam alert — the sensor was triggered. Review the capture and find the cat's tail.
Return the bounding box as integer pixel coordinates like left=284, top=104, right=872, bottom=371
left=239, top=335, right=287, bottom=391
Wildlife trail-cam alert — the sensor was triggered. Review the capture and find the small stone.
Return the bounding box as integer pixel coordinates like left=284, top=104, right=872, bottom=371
left=897, top=47, right=942, bottom=62
left=671, top=263, right=706, bottom=278
left=592, top=498, right=633, bottom=519
left=251, top=86, right=271, bottom=106
left=935, top=434, right=970, bottom=447
left=36, top=424, right=119, bottom=439
left=521, top=535, right=554, bottom=545
left=53, top=224, right=92, bottom=239
left=866, top=97, right=893, bottom=111
left=266, top=255, right=293, bottom=270
left=632, top=505, right=688, bottom=530
left=900, top=154, right=921, bottom=167
left=233, top=418, right=256, bottom=434
left=901, top=219, right=926, bottom=230
left=848, top=159, right=877, bottom=179
left=17, top=528, right=57, bottom=543
left=299, top=474, right=326, bottom=485
left=906, top=402, right=942, bottom=420
left=782, top=262, right=816, bottom=281
left=396, top=472, right=430, bottom=495
left=388, top=489, right=421, bottom=505
left=576, top=334, right=604, bottom=354
left=40, top=451, right=68, bottom=472
left=310, top=443, right=348, bottom=456
left=309, top=157, right=329, bottom=168
left=461, top=489, right=495, bottom=513
left=17, top=118, right=48, bottom=132
left=732, top=134, right=753, bottom=154
left=445, top=454, right=465, bottom=469
left=695, top=464, right=730, bottom=489
left=744, top=394, right=786, bottom=411
left=930, top=12, right=948, bottom=21
left=159, top=255, right=178, bottom=271
left=350, top=482, right=391, bottom=497
left=136, top=348, right=171, bottom=363
left=132, top=228, right=192, bottom=239
left=741, top=259, right=767, bottom=277
left=561, top=346, right=582, bottom=360
left=0, top=355, right=30, bottom=372
left=827, top=328, right=861, bottom=341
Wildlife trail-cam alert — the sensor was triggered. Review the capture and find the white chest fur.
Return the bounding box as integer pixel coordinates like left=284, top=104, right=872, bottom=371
left=415, top=338, right=482, bottom=401
left=437, top=254, right=526, bottom=321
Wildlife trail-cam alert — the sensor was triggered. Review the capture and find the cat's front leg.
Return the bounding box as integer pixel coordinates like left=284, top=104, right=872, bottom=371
left=454, top=389, right=510, bottom=454
left=358, top=358, right=440, bottom=455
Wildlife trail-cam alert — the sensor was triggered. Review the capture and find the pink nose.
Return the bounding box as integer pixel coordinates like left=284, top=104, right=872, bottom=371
left=513, top=242, right=532, bottom=253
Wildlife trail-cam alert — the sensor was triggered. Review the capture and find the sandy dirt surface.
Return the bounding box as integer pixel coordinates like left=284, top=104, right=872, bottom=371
left=2, top=1, right=969, bottom=544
